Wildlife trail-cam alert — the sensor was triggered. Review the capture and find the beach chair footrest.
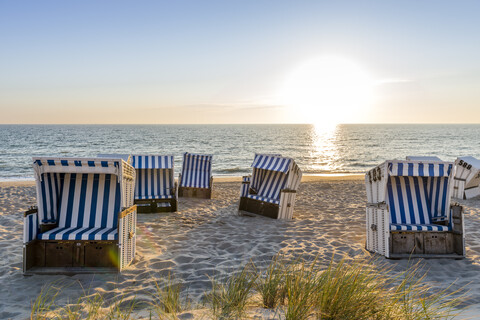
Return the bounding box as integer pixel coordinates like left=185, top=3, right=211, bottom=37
left=24, top=240, right=120, bottom=272
left=239, top=196, right=279, bottom=219
left=134, top=199, right=177, bottom=213
left=178, top=186, right=211, bottom=199
left=390, top=231, right=463, bottom=256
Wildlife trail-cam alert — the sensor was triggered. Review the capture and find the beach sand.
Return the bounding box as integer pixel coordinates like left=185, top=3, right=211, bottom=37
left=1, top=176, right=479, bottom=319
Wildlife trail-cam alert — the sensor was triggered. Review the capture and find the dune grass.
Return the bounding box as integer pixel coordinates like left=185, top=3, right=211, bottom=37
left=151, top=273, right=183, bottom=319
left=206, top=263, right=258, bottom=319
left=30, top=255, right=466, bottom=319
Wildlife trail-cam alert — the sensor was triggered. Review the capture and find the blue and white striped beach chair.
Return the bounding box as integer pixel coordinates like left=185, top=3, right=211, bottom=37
left=132, top=155, right=177, bottom=212
left=23, top=157, right=137, bottom=274
left=365, top=158, right=465, bottom=258
left=453, top=156, right=480, bottom=200
left=239, top=154, right=302, bottom=219
left=178, top=153, right=213, bottom=199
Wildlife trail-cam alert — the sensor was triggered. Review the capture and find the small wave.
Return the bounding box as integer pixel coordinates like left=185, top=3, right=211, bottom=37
left=216, top=167, right=249, bottom=174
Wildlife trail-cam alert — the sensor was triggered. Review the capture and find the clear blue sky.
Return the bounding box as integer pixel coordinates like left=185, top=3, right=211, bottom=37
left=1, top=1, right=479, bottom=124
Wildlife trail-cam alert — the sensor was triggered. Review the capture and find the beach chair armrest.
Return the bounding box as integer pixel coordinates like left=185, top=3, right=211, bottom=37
left=281, top=188, right=297, bottom=193
left=24, top=206, right=38, bottom=217
left=118, top=205, right=137, bottom=271
left=432, top=215, right=448, bottom=222
left=24, top=208, right=39, bottom=244
left=119, top=205, right=137, bottom=219
left=240, top=176, right=251, bottom=197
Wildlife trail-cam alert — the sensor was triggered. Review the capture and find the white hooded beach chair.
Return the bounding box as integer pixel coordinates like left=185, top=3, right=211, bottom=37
left=132, top=155, right=177, bottom=213
left=23, top=157, right=137, bottom=274
left=365, top=158, right=465, bottom=258
left=239, top=154, right=302, bottom=220
left=178, top=152, right=213, bottom=199
left=453, top=156, right=480, bottom=199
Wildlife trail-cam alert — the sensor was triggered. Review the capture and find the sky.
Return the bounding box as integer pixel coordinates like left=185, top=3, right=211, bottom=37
left=1, top=0, right=479, bottom=124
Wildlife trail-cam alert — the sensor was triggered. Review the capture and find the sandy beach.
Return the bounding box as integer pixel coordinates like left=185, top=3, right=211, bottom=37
left=1, top=175, right=480, bottom=319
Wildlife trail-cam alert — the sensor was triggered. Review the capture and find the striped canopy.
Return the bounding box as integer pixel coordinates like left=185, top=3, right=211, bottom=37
left=251, top=154, right=292, bottom=174
left=180, top=153, right=212, bottom=189
left=33, top=157, right=120, bottom=177
left=132, top=155, right=174, bottom=169
left=388, top=162, right=452, bottom=177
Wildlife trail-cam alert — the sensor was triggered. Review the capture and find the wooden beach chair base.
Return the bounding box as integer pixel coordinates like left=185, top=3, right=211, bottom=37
left=134, top=199, right=178, bottom=213
left=24, top=205, right=137, bottom=274
left=388, top=231, right=464, bottom=259
left=24, top=240, right=121, bottom=274
left=178, top=186, right=212, bottom=199
left=239, top=197, right=280, bottom=219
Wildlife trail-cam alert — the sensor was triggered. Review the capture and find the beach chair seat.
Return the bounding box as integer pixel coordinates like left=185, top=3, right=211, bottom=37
left=178, top=153, right=213, bottom=199
left=132, top=155, right=177, bottom=213
left=38, top=227, right=118, bottom=241
left=389, top=224, right=450, bottom=232
left=136, top=194, right=174, bottom=200
left=246, top=194, right=280, bottom=205
left=239, top=154, right=302, bottom=220
left=365, top=158, right=465, bottom=258
left=23, top=157, right=137, bottom=274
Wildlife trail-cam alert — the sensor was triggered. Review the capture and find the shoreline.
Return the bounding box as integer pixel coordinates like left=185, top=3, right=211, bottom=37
left=0, top=173, right=365, bottom=187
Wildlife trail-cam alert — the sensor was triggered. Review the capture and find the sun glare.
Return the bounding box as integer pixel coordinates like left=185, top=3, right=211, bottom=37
left=279, top=56, right=375, bottom=127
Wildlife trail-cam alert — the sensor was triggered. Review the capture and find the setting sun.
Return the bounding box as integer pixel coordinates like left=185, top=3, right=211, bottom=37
left=279, top=56, right=375, bottom=126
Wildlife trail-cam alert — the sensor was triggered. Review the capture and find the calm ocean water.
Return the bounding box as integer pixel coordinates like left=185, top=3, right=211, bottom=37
left=0, top=124, right=479, bottom=181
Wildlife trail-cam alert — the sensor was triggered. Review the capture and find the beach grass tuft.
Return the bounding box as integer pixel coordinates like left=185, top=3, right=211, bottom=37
left=254, top=255, right=286, bottom=309
left=151, top=273, right=183, bottom=318
left=207, top=263, right=257, bottom=319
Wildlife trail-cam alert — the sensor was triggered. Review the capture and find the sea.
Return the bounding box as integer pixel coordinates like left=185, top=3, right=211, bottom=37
left=0, top=124, right=479, bottom=181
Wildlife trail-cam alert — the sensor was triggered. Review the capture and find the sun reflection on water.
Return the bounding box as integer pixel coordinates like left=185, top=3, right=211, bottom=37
left=307, top=123, right=341, bottom=173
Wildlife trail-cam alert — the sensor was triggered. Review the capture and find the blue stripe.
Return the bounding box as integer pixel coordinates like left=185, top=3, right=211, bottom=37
left=440, top=177, right=448, bottom=217
left=418, top=163, right=424, bottom=176
left=28, top=215, right=34, bottom=241
left=89, top=174, right=99, bottom=227
left=101, top=161, right=108, bottom=167
left=48, top=160, right=55, bottom=166
left=47, top=174, right=56, bottom=222
left=397, top=163, right=403, bottom=176
left=413, top=178, right=426, bottom=224
left=158, top=169, right=165, bottom=194
left=64, top=174, right=77, bottom=227
left=407, top=163, right=414, bottom=176
left=40, top=175, right=48, bottom=223
left=61, top=160, right=68, bottom=166
left=144, top=158, right=148, bottom=198
left=387, top=177, right=397, bottom=224
left=101, top=175, right=111, bottom=228
left=395, top=177, right=406, bottom=224
left=404, top=177, right=416, bottom=224
left=434, top=178, right=441, bottom=218
left=88, top=161, right=95, bottom=167
left=439, top=164, right=444, bottom=177
left=76, top=174, right=88, bottom=227
left=113, top=179, right=120, bottom=228
left=429, top=164, right=434, bottom=176
left=74, top=160, right=82, bottom=167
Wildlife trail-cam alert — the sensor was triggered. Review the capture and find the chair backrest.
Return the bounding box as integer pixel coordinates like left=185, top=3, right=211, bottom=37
left=132, top=155, right=174, bottom=198
left=387, top=176, right=432, bottom=225
left=180, top=153, right=212, bottom=188
left=256, top=170, right=289, bottom=201
left=57, top=173, right=121, bottom=229
left=386, top=161, right=453, bottom=224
